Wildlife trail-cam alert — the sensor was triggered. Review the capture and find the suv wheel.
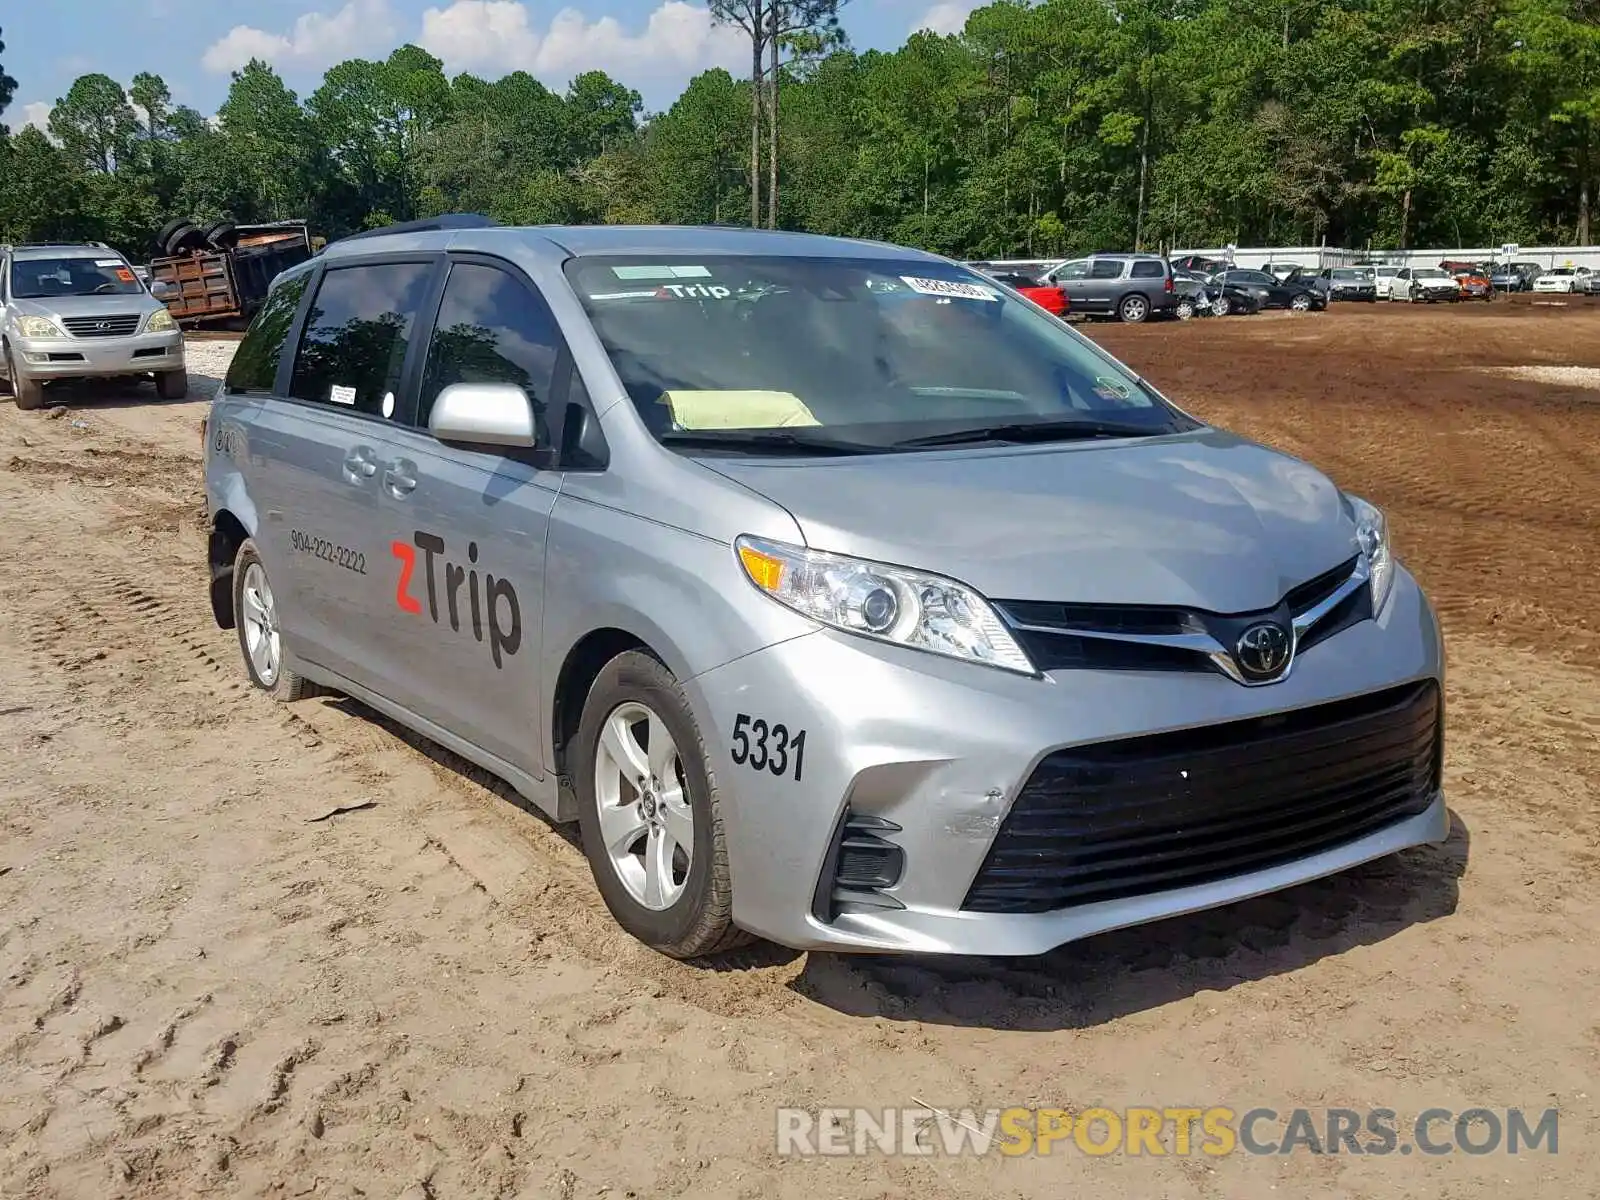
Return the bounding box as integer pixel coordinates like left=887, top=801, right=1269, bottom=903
left=12, top=355, right=45, bottom=411
left=1118, top=294, right=1150, bottom=323
left=574, top=650, right=750, bottom=959
left=232, top=538, right=312, bottom=701
left=156, top=369, right=189, bottom=400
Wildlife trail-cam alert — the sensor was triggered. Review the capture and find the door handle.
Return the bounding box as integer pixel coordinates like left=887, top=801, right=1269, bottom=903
left=342, top=445, right=378, bottom=484
left=382, top=457, right=417, bottom=499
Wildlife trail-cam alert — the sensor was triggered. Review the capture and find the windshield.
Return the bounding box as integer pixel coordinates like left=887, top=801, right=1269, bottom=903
left=564, top=255, right=1195, bottom=450
left=1414, top=269, right=1451, bottom=280
left=9, top=256, right=143, bottom=299
left=1331, top=269, right=1370, bottom=281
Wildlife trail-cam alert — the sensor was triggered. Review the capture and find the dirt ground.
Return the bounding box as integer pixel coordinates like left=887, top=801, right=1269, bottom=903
left=1, top=305, right=1597, bottom=1199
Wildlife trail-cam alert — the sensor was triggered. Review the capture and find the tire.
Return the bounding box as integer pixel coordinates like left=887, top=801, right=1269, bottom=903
left=1213, top=295, right=1231, bottom=316
left=1117, top=293, right=1150, bottom=323
left=1175, top=299, right=1195, bottom=320
left=155, top=369, right=189, bottom=400
left=232, top=538, right=312, bottom=702
left=13, top=367, right=45, bottom=411
left=154, top=218, right=191, bottom=256
left=1290, top=293, right=1312, bottom=312
left=0, top=345, right=13, bottom=396
left=203, top=221, right=239, bottom=250
left=574, top=649, right=749, bottom=959
left=164, top=223, right=208, bottom=257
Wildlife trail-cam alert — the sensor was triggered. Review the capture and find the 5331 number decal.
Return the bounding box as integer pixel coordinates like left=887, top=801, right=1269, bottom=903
left=730, top=713, right=807, bottom=782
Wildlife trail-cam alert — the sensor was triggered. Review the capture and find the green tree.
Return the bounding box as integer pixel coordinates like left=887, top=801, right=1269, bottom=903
left=0, top=25, right=17, bottom=120
left=49, top=74, right=138, bottom=173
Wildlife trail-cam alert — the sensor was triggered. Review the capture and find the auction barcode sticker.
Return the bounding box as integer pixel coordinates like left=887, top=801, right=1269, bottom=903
left=899, top=276, right=999, bottom=301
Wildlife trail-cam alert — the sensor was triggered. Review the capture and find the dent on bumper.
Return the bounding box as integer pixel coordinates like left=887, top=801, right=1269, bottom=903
left=684, top=565, right=1447, bottom=956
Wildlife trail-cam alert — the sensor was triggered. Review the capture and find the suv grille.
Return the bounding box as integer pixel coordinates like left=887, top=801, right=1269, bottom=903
left=961, top=680, right=1441, bottom=914
left=62, top=314, right=142, bottom=338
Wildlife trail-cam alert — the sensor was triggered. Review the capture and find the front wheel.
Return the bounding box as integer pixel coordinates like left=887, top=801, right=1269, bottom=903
left=1212, top=295, right=1232, bottom=316
left=575, top=650, right=750, bottom=959
left=155, top=369, right=188, bottom=400
left=1117, top=294, right=1150, bottom=323
left=1290, top=293, right=1313, bottom=312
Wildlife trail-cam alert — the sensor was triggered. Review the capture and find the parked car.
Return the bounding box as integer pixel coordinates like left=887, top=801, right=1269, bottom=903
left=1315, top=267, right=1379, bottom=302
left=969, top=267, right=1070, bottom=317
left=1044, top=253, right=1178, bottom=322
left=0, top=241, right=187, bottom=410
left=1279, top=266, right=1331, bottom=300
left=1532, top=266, right=1591, bottom=294
left=1171, top=272, right=1261, bottom=318
left=1169, top=254, right=1228, bottom=275
left=203, top=218, right=1445, bottom=959
left=1263, top=262, right=1308, bottom=282
left=1383, top=267, right=1462, bottom=303
left=1439, top=261, right=1492, bottom=300
left=1207, top=268, right=1326, bottom=311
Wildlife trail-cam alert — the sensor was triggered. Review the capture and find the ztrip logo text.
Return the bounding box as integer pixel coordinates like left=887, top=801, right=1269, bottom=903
left=391, top=530, right=522, bottom=668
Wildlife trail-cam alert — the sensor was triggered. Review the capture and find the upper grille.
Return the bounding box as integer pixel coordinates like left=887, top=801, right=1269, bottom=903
left=62, top=314, right=142, bottom=338
left=996, top=554, right=1369, bottom=682
left=962, top=680, right=1441, bottom=914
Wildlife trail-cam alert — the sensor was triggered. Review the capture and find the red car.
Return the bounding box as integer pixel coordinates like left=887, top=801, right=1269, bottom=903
left=983, top=270, right=1071, bottom=316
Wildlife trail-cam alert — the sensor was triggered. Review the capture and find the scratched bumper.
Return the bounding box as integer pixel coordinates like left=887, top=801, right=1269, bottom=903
left=683, top=564, right=1446, bottom=956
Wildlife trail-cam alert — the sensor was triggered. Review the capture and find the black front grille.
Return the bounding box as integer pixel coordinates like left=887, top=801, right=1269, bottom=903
left=962, top=681, right=1441, bottom=914
left=62, top=314, right=142, bottom=338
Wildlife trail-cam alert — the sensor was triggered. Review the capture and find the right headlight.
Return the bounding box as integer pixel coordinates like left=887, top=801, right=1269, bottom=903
left=734, top=534, right=1036, bottom=675
left=1347, top=495, right=1395, bottom=615
left=16, top=315, right=65, bottom=339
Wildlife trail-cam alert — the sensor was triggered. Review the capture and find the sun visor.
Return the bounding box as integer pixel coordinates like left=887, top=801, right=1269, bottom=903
left=659, top=390, right=821, bottom=429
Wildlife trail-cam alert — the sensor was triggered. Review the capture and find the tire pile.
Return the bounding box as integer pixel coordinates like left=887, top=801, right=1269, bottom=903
left=153, top=218, right=239, bottom=257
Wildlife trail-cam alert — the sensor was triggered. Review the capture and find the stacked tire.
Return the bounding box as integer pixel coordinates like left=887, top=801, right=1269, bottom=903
left=153, top=218, right=239, bottom=258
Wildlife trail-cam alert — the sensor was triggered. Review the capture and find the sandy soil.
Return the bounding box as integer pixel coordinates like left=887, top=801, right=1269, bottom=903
left=1, top=307, right=1597, bottom=1199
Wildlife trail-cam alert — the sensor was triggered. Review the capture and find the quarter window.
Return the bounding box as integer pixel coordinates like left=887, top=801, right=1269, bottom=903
left=1130, top=261, right=1164, bottom=279
left=416, top=262, right=564, bottom=433
left=226, top=271, right=310, bottom=395
left=287, top=261, right=434, bottom=417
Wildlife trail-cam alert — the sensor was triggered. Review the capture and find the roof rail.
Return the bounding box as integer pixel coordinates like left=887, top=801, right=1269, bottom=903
left=332, top=213, right=500, bottom=245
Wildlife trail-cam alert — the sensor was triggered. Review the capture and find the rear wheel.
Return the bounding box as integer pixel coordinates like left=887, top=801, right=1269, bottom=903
left=232, top=539, right=312, bottom=702
left=155, top=369, right=189, bottom=400
left=1175, top=298, right=1195, bottom=320
left=574, top=650, right=749, bottom=959
left=1117, top=293, right=1150, bottom=323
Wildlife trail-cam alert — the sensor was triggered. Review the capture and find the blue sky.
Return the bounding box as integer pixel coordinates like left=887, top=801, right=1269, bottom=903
left=5, top=0, right=975, bottom=133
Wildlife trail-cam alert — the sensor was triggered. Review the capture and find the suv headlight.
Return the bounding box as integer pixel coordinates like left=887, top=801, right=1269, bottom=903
left=1348, top=495, right=1394, bottom=614
left=15, top=315, right=65, bottom=339
left=145, top=308, right=176, bottom=333
left=735, top=535, right=1036, bottom=675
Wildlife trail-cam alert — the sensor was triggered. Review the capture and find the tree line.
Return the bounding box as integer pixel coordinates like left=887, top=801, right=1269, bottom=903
left=1, top=0, right=1598, bottom=264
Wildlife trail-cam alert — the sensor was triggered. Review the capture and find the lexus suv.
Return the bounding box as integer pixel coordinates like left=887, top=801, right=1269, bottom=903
left=203, top=218, right=1447, bottom=960
left=0, top=242, right=187, bottom=410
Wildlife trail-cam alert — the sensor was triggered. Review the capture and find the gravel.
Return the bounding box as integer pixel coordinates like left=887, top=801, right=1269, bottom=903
left=1483, top=365, right=1600, bottom=389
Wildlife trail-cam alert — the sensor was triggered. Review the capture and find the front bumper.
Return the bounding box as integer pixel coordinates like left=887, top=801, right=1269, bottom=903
left=686, top=565, right=1446, bottom=956
left=11, top=329, right=184, bottom=380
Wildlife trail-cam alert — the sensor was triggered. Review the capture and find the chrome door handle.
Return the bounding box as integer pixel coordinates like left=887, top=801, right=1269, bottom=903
left=342, top=445, right=378, bottom=484
left=382, top=458, right=417, bottom=498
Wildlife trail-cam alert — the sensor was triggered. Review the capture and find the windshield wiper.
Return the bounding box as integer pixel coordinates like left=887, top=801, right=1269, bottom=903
left=893, top=418, right=1164, bottom=448
left=658, top=429, right=888, bottom=456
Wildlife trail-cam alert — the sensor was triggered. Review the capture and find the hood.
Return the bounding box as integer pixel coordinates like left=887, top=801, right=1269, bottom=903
left=700, top=429, right=1363, bottom=611
left=10, top=293, right=158, bottom=321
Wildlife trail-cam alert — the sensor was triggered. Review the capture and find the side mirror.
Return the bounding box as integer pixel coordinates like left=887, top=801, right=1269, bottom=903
left=428, top=381, right=540, bottom=449
left=150, top=280, right=178, bottom=300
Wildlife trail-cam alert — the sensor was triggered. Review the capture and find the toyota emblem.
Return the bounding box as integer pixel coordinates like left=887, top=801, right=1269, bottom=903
left=1235, top=622, right=1291, bottom=679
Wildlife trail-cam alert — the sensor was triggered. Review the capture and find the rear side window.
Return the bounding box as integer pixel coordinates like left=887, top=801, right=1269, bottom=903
left=1130, top=261, right=1164, bottom=279
left=415, top=262, right=563, bottom=431
left=288, top=261, right=434, bottom=417
left=226, top=272, right=310, bottom=395
left=1089, top=260, right=1124, bottom=280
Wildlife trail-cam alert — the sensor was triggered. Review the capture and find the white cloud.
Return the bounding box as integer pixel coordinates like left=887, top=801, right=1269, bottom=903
left=14, top=102, right=54, bottom=137
left=202, top=0, right=402, bottom=74
left=419, top=0, right=744, bottom=83
left=911, top=1, right=974, bottom=35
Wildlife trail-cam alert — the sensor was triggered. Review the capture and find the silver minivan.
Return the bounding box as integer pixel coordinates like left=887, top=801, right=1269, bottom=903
left=203, top=220, right=1448, bottom=960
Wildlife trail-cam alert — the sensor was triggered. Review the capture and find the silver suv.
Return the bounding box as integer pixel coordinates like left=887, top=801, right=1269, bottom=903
left=204, top=220, right=1447, bottom=961
left=0, top=242, right=187, bottom=409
